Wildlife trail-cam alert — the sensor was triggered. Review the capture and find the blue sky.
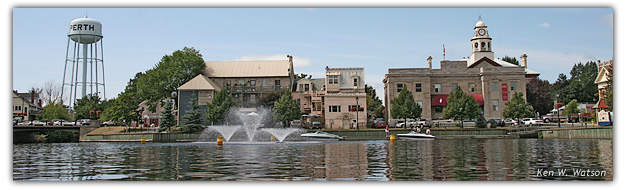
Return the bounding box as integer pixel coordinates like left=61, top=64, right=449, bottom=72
left=13, top=8, right=613, bottom=103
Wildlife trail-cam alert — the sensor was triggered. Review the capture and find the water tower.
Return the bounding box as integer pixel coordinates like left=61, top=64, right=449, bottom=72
left=61, top=17, right=106, bottom=107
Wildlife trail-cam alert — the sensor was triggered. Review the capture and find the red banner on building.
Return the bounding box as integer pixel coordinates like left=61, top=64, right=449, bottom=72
left=501, top=83, right=508, bottom=101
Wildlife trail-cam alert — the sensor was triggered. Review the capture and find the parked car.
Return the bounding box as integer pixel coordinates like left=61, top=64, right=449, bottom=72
left=522, top=118, right=543, bottom=126
left=31, top=120, right=46, bottom=126
left=63, top=120, right=76, bottom=126
left=77, top=119, right=92, bottom=126
left=102, top=120, right=116, bottom=126
left=395, top=119, right=416, bottom=128
left=488, top=119, right=505, bottom=127
left=504, top=118, right=519, bottom=126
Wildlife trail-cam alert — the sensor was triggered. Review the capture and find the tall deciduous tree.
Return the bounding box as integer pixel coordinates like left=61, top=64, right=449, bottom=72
left=526, top=77, right=553, bottom=115
left=181, top=97, right=204, bottom=133
left=273, top=90, right=301, bottom=127
left=365, top=84, right=384, bottom=120
left=136, top=47, right=205, bottom=111
left=206, top=89, right=236, bottom=125
left=503, top=92, right=534, bottom=125
left=159, top=100, right=176, bottom=132
left=443, top=86, right=480, bottom=128
left=390, top=86, right=422, bottom=128
left=100, top=72, right=144, bottom=125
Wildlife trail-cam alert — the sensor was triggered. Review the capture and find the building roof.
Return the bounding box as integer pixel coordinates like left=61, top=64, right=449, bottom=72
left=204, top=60, right=291, bottom=78
left=177, top=74, right=219, bottom=90
left=465, top=57, right=540, bottom=76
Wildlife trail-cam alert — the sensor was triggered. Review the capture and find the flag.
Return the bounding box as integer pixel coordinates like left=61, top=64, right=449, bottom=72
left=442, top=44, right=446, bottom=60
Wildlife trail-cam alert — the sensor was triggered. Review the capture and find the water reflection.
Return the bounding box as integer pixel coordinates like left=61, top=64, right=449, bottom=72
left=13, top=139, right=612, bottom=181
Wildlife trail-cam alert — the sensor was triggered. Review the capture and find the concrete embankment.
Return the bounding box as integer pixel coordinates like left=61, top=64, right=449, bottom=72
left=539, top=127, right=613, bottom=139
left=80, top=126, right=613, bottom=142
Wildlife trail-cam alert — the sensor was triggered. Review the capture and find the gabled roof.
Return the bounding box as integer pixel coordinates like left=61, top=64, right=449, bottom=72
left=204, top=60, right=291, bottom=78
left=466, top=57, right=539, bottom=77
left=467, top=57, right=501, bottom=68
left=178, top=74, right=219, bottom=90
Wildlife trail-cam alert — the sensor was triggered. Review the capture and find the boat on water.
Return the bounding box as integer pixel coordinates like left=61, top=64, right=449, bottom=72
left=300, top=131, right=344, bottom=140
left=396, top=131, right=435, bottom=139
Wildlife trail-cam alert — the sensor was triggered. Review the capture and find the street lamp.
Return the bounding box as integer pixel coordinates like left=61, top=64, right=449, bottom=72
left=356, top=96, right=359, bottom=131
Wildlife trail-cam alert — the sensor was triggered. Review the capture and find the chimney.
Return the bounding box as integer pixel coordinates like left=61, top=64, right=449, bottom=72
left=427, top=56, right=433, bottom=70
left=520, top=54, right=528, bottom=68
left=287, top=54, right=293, bottom=63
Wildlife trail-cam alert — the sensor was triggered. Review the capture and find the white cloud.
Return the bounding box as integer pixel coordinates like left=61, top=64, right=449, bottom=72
left=235, top=54, right=312, bottom=68
left=539, top=22, right=551, bottom=28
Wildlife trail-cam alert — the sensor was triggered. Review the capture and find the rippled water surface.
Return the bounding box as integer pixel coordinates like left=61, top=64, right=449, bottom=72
left=13, top=139, right=613, bottom=181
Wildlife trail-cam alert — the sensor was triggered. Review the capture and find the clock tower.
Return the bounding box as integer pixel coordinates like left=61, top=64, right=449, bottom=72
left=470, top=19, right=494, bottom=63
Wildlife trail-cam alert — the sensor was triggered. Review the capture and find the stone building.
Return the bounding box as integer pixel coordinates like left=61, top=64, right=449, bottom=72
left=383, top=20, right=539, bottom=123
left=293, top=67, right=367, bottom=129
left=177, top=55, right=295, bottom=124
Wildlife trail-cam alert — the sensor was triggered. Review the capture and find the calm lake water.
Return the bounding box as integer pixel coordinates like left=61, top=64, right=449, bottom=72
left=13, top=139, right=613, bottom=181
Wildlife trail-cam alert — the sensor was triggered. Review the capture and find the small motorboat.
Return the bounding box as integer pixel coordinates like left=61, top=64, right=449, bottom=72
left=396, top=131, right=435, bottom=139
left=300, top=131, right=344, bottom=140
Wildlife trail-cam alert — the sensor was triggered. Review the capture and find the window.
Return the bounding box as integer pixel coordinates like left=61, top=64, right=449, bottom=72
left=510, top=81, right=517, bottom=91
left=329, top=105, right=341, bottom=112
left=250, top=94, right=256, bottom=103
left=397, top=83, right=404, bottom=92
left=304, top=84, right=310, bottom=91
left=434, top=106, right=443, bottom=113
left=328, top=75, right=339, bottom=84
left=225, top=80, right=231, bottom=87
left=299, top=84, right=304, bottom=92
left=488, top=42, right=491, bottom=49
left=452, top=83, right=458, bottom=91
left=474, top=43, right=478, bottom=48
left=275, top=80, right=281, bottom=86
left=349, top=105, right=359, bottom=112
left=434, top=84, right=441, bottom=93
left=470, top=83, right=476, bottom=93
left=417, top=101, right=423, bottom=108
left=492, top=100, right=499, bottom=111
left=415, top=83, right=422, bottom=92
left=249, top=80, right=256, bottom=86
left=491, top=82, right=498, bottom=91
left=481, top=42, right=486, bottom=48
left=353, top=78, right=358, bottom=87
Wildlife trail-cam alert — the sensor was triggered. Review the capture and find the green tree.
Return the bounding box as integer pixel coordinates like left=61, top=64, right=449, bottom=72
left=273, top=90, right=301, bottom=127
left=552, top=73, right=570, bottom=103
left=526, top=77, right=553, bottom=115
left=259, top=92, right=281, bottom=107
left=503, top=92, right=534, bottom=125
left=73, top=94, right=104, bottom=120
left=390, top=86, right=422, bottom=128
left=564, top=99, right=580, bottom=122
left=136, top=47, right=205, bottom=111
left=365, top=84, right=384, bottom=120
left=100, top=72, right=144, bottom=125
left=39, top=103, right=70, bottom=121
left=180, top=97, right=204, bottom=133
left=602, top=64, right=613, bottom=111
left=159, top=101, right=176, bottom=132
left=501, top=56, right=520, bottom=65
left=443, top=86, right=480, bottom=128
left=206, top=89, right=236, bottom=125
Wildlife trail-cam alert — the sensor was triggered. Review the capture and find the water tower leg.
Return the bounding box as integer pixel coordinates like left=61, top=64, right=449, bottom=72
left=82, top=44, right=87, bottom=98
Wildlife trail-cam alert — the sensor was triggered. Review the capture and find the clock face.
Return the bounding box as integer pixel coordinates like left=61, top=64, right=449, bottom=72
left=478, top=29, right=486, bottom=36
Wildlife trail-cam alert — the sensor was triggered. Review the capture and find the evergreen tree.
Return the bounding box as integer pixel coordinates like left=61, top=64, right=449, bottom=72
left=181, top=97, right=204, bottom=133
left=501, top=56, right=520, bottom=65
left=503, top=92, right=534, bottom=125
left=443, top=86, right=480, bottom=128
left=206, top=89, right=236, bottom=125
left=273, top=90, right=301, bottom=127
left=159, top=100, right=176, bottom=132
left=390, top=86, right=422, bottom=128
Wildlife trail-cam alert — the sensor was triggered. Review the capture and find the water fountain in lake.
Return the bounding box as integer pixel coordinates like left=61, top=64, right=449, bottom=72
left=200, top=107, right=303, bottom=143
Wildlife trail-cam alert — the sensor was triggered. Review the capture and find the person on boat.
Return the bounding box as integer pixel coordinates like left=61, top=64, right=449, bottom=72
left=385, top=125, right=390, bottom=137
left=426, top=128, right=431, bottom=135
left=416, top=126, right=421, bottom=133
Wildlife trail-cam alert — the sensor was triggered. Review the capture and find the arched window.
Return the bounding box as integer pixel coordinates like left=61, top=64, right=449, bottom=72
left=481, top=42, right=486, bottom=49
left=474, top=42, right=478, bottom=49
left=488, top=42, right=491, bottom=49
